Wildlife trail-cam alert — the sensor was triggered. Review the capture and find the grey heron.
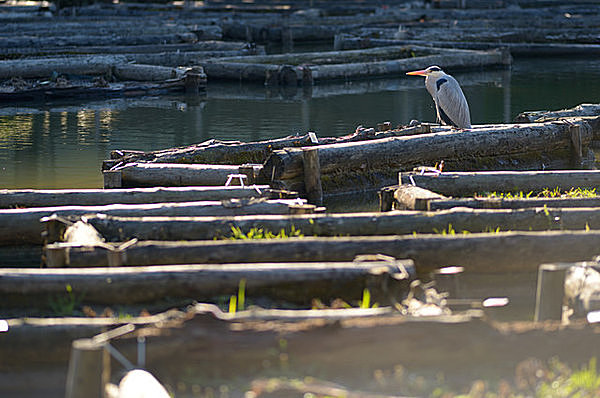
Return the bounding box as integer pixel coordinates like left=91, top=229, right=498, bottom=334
left=406, top=66, right=471, bottom=129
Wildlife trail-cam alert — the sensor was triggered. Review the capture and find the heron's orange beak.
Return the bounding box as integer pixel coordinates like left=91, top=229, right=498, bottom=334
left=406, top=70, right=428, bottom=76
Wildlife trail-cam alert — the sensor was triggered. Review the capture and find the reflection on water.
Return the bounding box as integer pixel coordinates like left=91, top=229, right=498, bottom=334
left=0, top=57, right=599, bottom=189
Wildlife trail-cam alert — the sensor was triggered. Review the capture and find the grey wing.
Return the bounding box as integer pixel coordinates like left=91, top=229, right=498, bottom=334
left=436, top=77, right=471, bottom=129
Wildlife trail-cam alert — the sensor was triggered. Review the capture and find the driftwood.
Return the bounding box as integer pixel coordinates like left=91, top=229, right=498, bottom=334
left=106, top=125, right=433, bottom=167
left=79, top=206, right=600, bottom=243
left=103, top=162, right=263, bottom=188
left=43, top=230, right=600, bottom=274
left=0, top=258, right=414, bottom=306
left=0, top=186, right=292, bottom=209
left=397, top=170, right=600, bottom=198
left=0, top=199, right=314, bottom=246
left=263, top=120, right=593, bottom=194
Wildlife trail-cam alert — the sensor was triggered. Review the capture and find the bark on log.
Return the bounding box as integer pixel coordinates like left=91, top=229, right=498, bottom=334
left=0, top=186, right=292, bottom=208
left=0, top=55, right=126, bottom=79
left=428, top=197, right=600, bottom=211
left=0, top=199, right=314, bottom=245
left=398, top=170, right=600, bottom=197
left=42, top=230, right=600, bottom=274
left=263, top=120, right=594, bottom=193
left=83, top=206, right=600, bottom=242
left=107, top=125, right=432, bottom=167
left=106, top=162, right=263, bottom=188
left=0, top=259, right=414, bottom=306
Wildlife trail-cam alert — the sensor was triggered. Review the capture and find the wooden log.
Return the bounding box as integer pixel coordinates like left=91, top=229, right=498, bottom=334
left=263, top=120, right=594, bottom=192
left=397, top=169, right=600, bottom=198
left=515, top=104, right=600, bottom=123
left=0, top=32, right=199, bottom=49
left=0, top=199, right=314, bottom=246
left=42, top=230, right=600, bottom=274
left=0, top=186, right=292, bottom=209
left=107, top=125, right=432, bottom=167
left=302, top=148, right=323, bottom=206
left=0, top=42, right=265, bottom=59
left=0, top=260, right=415, bottom=305
left=105, top=162, right=263, bottom=188
left=112, top=64, right=198, bottom=82
left=0, top=55, right=127, bottom=79
left=80, top=206, right=600, bottom=242
left=65, top=338, right=103, bottom=398
left=393, top=184, right=446, bottom=210
left=534, top=263, right=569, bottom=322
left=201, top=45, right=509, bottom=84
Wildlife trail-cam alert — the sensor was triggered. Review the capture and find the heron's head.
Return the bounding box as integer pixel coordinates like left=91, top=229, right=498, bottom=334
left=406, top=65, right=445, bottom=78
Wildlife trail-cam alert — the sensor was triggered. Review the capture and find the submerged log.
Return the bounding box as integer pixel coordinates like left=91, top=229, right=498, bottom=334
left=83, top=206, right=600, bottom=242
left=263, top=120, right=593, bottom=194
left=43, top=230, right=600, bottom=274
left=397, top=170, right=600, bottom=197
left=0, top=186, right=292, bottom=209
left=104, top=162, right=263, bottom=188
left=0, top=199, right=314, bottom=246
left=0, top=258, right=414, bottom=306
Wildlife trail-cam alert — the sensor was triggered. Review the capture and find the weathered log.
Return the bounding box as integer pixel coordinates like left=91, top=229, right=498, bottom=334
left=112, top=64, right=203, bottom=82
left=0, top=259, right=414, bottom=306
left=200, top=45, right=510, bottom=84
left=0, top=199, right=314, bottom=246
left=334, top=35, right=600, bottom=57
left=0, top=186, right=292, bottom=209
left=0, top=42, right=265, bottom=59
left=515, top=104, right=600, bottom=123
left=106, top=125, right=432, bottom=167
left=42, top=230, right=600, bottom=274
left=263, top=120, right=593, bottom=194
left=82, top=206, right=600, bottom=243
left=104, top=162, right=263, bottom=188
left=393, top=185, right=446, bottom=211
left=0, top=32, right=199, bottom=49
left=398, top=170, right=600, bottom=198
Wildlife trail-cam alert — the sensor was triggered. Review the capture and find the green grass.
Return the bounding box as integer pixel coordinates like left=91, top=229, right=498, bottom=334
left=49, top=284, right=83, bottom=316
left=223, top=225, right=303, bottom=240
left=478, top=187, right=598, bottom=199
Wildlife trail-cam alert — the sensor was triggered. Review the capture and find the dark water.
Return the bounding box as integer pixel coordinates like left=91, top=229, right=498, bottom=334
left=1, top=57, right=599, bottom=189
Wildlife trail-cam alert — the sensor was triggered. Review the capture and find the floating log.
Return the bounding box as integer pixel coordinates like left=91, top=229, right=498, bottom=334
left=334, top=35, right=600, bottom=57
left=263, top=120, right=593, bottom=194
left=397, top=170, right=600, bottom=198
left=0, top=186, right=292, bottom=209
left=200, top=45, right=510, bottom=85
left=66, top=206, right=600, bottom=243
left=515, top=103, right=600, bottom=123
left=0, top=199, right=314, bottom=246
left=43, top=230, right=600, bottom=274
left=103, top=162, right=263, bottom=188
left=0, top=259, right=414, bottom=306
left=106, top=125, right=433, bottom=167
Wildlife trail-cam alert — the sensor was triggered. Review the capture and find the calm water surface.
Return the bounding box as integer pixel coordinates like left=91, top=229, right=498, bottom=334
left=1, top=57, right=599, bottom=189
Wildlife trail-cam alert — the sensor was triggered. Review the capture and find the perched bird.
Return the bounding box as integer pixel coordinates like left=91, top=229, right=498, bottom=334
left=406, top=65, right=471, bottom=129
